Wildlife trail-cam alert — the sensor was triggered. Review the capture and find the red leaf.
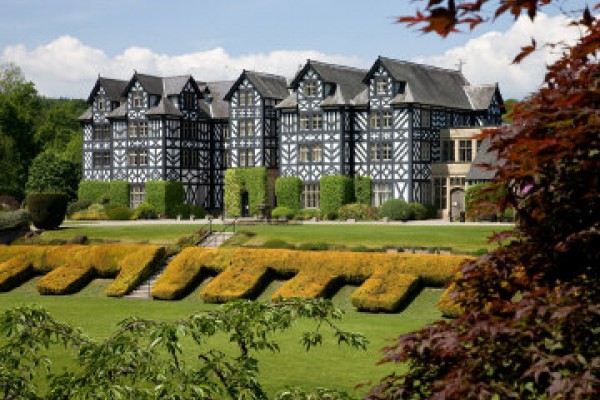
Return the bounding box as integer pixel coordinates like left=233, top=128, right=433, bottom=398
left=513, top=38, right=536, bottom=64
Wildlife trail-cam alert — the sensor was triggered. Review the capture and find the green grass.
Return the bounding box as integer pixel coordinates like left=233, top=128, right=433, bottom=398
left=38, top=223, right=507, bottom=254
left=0, top=278, right=444, bottom=397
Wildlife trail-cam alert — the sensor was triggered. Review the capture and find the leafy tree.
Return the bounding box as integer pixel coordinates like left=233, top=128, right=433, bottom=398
left=0, top=299, right=367, bottom=399
left=25, top=151, right=80, bottom=199
left=0, top=63, right=41, bottom=199
left=368, top=3, right=599, bottom=400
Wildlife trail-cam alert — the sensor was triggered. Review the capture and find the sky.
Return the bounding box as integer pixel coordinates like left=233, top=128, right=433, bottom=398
left=0, top=0, right=584, bottom=100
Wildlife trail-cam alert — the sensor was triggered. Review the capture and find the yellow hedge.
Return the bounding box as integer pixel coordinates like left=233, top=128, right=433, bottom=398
left=0, top=256, right=34, bottom=291
left=272, top=271, right=342, bottom=301
left=151, top=247, right=218, bottom=300
left=351, top=270, right=420, bottom=312
left=0, top=244, right=165, bottom=296
left=436, top=282, right=463, bottom=318
left=151, top=248, right=470, bottom=311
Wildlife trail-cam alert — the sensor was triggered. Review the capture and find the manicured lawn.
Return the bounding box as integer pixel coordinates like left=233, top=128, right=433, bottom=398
left=40, top=223, right=508, bottom=254
left=0, top=278, right=444, bottom=397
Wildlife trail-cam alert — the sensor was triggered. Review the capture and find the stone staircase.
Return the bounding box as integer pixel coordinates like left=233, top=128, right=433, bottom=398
left=124, top=256, right=174, bottom=300
left=197, top=231, right=235, bottom=247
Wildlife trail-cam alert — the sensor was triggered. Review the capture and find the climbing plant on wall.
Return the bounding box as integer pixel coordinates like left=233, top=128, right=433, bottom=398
left=223, top=167, right=267, bottom=217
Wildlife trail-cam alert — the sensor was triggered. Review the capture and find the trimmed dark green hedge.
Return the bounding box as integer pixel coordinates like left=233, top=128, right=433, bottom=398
left=275, top=177, right=302, bottom=210
left=77, top=181, right=110, bottom=203
left=319, top=175, right=354, bottom=219
left=223, top=168, right=267, bottom=217
left=379, top=198, right=412, bottom=221
left=27, top=192, right=69, bottom=230
left=146, top=181, right=185, bottom=218
left=109, top=181, right=130, bottom=207
left=354, top=176, right=372, bottom=205
left=0, top=210, right=30, bottom=232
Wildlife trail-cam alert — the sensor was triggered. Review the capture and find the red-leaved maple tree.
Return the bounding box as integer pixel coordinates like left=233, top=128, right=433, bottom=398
left=368, top=2, right=599, bottom=399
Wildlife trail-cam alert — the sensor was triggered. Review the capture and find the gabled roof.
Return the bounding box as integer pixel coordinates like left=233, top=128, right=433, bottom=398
left=123, top=73, right=164, bottom=95
left=289, top=60, right=368, bottom=106
left=466, top=137, right=502, bottom=181
left=163, top=75, right=199, bottom=96
left=106, top=103, right=128, bottom=119
left=77, top=107, right=92, bottom=122
left=146, top=97, right=183, bottom=118
left=203, top=81, right=234, bottom=119
left=274, top=92, right=298, bottom=110
left=86, top=77, right=128, bottom=104
left=223, top=70, right=289, bottom=101
left=365, top=57, right=473, bottom=109
left=464, top=84, right=502, bottom=110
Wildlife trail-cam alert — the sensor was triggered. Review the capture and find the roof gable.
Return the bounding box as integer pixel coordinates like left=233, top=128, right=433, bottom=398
left=224, top=70, right=289, bottom=101
left=86, top=77, right=128, bottom=104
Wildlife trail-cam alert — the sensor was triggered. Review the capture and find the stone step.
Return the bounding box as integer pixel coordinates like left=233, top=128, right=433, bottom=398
left=124, top=255, right=176, bottom=300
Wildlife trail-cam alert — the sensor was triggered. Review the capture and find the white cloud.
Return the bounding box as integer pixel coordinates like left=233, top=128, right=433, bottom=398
left=1, top=13, right=582, bottom=99
left=1, top=36, right=366, bottom=98
left=413, top=13, right=582, bottom=99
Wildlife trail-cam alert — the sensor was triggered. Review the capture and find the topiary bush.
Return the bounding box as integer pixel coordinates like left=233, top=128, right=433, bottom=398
left=146, top=181, right=184, bottom=218
left=319, top=176, right=354, bottom=219
left=354, top=176, right=372, bottom=205
left=408, top=202, right=428, bottom=220
left=338, top=203, right=377, bottom=220
left=224, top=168, right=268, bottom=217
left=0, top=210, right=30, bottom=232
left=66, top=199, right=92, bottom=218
left=133, top=202, right=157, bottom=220
left=104, top=205, right=134, bottom=221
left=27, top=192, right=69, bottom=230
left=379, top=198, right=413, bottom=221
left=275, top=177, right=302, bottom=211
left=77, top=181, right=110, bottom=203
left=108, top=181, right=130, bottom=207
left=271, top=206, right=295, bottom=219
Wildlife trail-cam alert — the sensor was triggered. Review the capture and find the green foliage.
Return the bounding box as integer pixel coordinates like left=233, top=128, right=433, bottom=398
left=293, top=208, right=321, bottom=221
left=465, top=182, right=509, bottom=221
left=275, top=177, right=302, bottom=211
left=0, top=209, right=30, bottom=232
left=25, top=151, right=79, bottom=200
left=77, top=181, right=110, bottom=203
left=271, top=206, right=295, bottom=219
left=262, top=239, right=296, bottom=249
left=275, top=387, right=354, bottom=400
left=70, top=203, right=107, bottom=221
left=170, top=204, right=205, bottom=219
left=66, top=199, right=92, bottom=217
left=104, top=205, right=134, bottom=221
left=145, top=180, right=184, bottom=217
left=132, top=202, right=157, bottom=220
left=379, top=199, right=412, bottom=221
left=224, top=168, right=268, bottom=217
left=408, top=202, right=428, bottom=220
left=353, top=176, right=372, bottom=205
left=296, top=242, right=330, bottom=251
left=0, top=300, right=367, bottom=399
left=319, top=176, right=354, bottom=219
left=26, top=192, right=68, bottom=230
left=338, top=203, right=377, bottom=220
left=108, top=181, right=130, bottom=208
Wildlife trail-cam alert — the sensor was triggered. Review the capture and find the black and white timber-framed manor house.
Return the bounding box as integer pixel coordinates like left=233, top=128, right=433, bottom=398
left=78, top=56, right=504, bottom=216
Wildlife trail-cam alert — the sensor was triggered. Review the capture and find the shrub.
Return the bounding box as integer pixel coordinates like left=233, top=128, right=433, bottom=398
left=200, top=262, right=271, bottom=303
left=261, top=239, right=296, bottom=250
left=271, top=206, right=295, bottom=219
left=189, top=205, right=206, bottom=219
left=351, top=272, right=420, bottom=312
left=275, top=177, right=302, bottom=211
left=436, top=282, right=463, bottom=318
left=0, top=209, right=30, bottom=232
left=133, top=202, right=157, bottom=220
left=319, top=176, right=354, bottom=219
left=66, top=199, right=92, bottom=217
left=293, top=209, right=321, bottom=220
left=272, top=271, right=342, bottom=301
left=338, top=203, right=377, bottom=220
left=108, top=181, right=130, bottom=208
left=70, top=203, right=107, bottom=220
left=354, top=176, right=372, bottom=205
left=105, top=246, right=165, bottom=297
left=379, top=198, right=412, bottom=221
left=296, top=242, right=330, bottom=251
left=104, top=205, right=134, bottom=221
left=77, top=181, right=110, bottom=203
left=0, top=256, right=34, bottom=291
left=424, top=204, right=438, bottom=219
left=25, top=151, right=79, bottom=200
left=146, top=180, right=185, bottom=217
left=408, top=202, right=428, bottom=220
left=27, top=192, right=69, bottom=230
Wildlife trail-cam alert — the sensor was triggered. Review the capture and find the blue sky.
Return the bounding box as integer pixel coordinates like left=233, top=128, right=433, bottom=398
left=0, top=0, right=580, bottom=99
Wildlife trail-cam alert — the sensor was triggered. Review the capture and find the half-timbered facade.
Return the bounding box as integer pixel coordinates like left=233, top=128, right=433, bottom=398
left=276, top=61, right=368, bottom=208
left=78, top=73, right=232, bottom=209
left=223, top=70, right=289, bottom=170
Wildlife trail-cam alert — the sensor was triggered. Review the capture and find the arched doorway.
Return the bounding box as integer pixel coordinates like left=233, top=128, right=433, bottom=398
left=240, top=190, right=250, bottom=217
left=450, top=188, right=465, bottom=222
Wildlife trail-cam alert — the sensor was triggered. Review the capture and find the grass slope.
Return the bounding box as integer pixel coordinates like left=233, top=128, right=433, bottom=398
left=0, top=278, right=444, bottom=397
left=40, top=223, right=506, bottom=254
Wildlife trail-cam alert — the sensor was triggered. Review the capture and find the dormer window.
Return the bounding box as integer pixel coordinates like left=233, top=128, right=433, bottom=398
left=395, top=82, right=406, bottom=95
left=324, top=83, right=335, bottom=96
left=239, top=90, right=254, bottom=106
left=376, top=80, right=387, bottom=95
left=97, top=99, right=105, bottom=111
left=305, top=81, right=316, bottom=97
left=183, top=93, right=195, bottom=109
left=132, top=93, right=143, bottom=108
